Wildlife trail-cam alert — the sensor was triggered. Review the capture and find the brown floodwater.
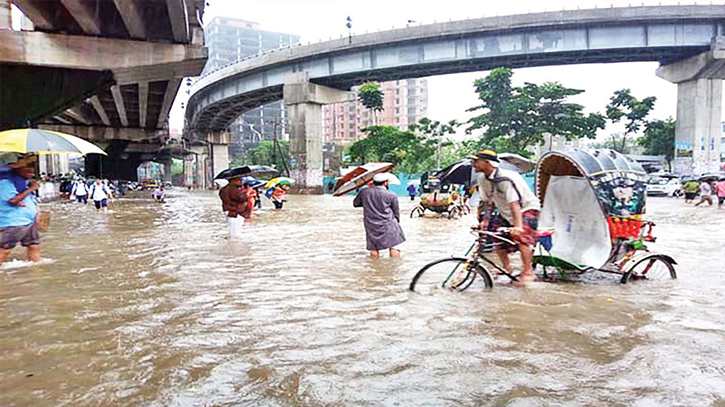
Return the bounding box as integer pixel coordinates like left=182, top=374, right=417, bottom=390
left=1, top=191, right=724, bottom=406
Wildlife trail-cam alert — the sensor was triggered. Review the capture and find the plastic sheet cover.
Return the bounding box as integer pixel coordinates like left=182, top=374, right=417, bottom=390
left=538, top=175, right=611, bottom=268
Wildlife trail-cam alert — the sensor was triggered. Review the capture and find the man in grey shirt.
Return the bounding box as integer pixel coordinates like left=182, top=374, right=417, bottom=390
left=473, top=150, right=540, bottom=285
left=353, top=173, right=406, bottom=258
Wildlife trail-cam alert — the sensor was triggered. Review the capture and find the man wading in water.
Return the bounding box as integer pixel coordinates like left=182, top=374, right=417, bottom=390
left=219, top=176, right=249, bottom=239
left=472, top=150, right=540, bottom=286
left=353, top=173, right=405, bottom=258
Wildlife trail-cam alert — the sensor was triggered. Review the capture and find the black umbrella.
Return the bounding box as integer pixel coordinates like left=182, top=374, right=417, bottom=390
left=437, top=158, right=520, bottom=187
left=214, top=165, right=278, bottom=180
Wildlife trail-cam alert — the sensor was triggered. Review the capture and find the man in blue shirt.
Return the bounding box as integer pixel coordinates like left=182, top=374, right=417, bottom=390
left=0, top=159, right=41, bottom=263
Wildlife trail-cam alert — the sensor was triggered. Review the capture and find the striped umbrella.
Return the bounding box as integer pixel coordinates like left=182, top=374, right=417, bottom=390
left=0, top=129, right=107, bottom=155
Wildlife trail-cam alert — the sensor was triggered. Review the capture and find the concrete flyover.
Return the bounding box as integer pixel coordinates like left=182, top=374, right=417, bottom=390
left=185, top=5, right=725, bottom=190
left=0, top=0, right=207, bottom=179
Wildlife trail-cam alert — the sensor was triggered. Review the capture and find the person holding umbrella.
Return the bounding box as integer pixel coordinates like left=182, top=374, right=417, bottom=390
left=0, top=154, right=42, bottom=263
left=353, top=173, right=406, bottom=258
left=219, top=175, right=249, bottom=239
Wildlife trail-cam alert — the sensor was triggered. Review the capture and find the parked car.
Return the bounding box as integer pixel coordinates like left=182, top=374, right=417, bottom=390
left=646, top=176, right=682, bottom=197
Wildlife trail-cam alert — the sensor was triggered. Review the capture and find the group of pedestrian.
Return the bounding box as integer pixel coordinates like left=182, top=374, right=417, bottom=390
left=352, top=149, right=539, bottom=287
left=70, top=178, right=115, bottom=212
left=684, top=178, right=725, bottom=209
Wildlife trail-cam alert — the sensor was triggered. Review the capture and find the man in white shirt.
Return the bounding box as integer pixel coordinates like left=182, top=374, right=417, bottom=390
left=472, top=150, right=540, bottom=285
left=694, top=181, right=713, bottom=207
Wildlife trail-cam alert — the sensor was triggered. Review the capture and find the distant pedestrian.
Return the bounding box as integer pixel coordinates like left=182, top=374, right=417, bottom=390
left=716, top=178, right=725, bottom=209
left=70, top=179, right=88, bottom=204
left=353, top=173, right=405, bottom=258
left=89, top=179, right=113, bottom=213
left=694, top=181, right=713, bottom=207
left=0, top=156, right=41, bottom=263
left=683, top=179, right=699, bottom=203
left=407, top=183, right=417, bottom=201
left=152, top=186, right=165, bottom=203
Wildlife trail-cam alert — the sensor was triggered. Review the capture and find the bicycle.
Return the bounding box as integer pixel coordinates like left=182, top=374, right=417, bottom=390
left=408, top=228, right=519, bottom=294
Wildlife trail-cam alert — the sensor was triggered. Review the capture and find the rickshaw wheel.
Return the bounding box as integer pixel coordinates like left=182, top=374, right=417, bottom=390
left=621, top=255, right=677, bottom=283
left=409, top=257, right=493, bottom=293
left=448, top=207, right=461, bottom=219
left=410, top=207, right=425, bottom=218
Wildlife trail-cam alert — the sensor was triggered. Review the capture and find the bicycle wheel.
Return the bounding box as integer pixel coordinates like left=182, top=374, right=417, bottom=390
left=410, top=207, right=424, bottom=218
left=621, top=255, right=677, bottom=283
left=409, top=257, right=493, bottom=294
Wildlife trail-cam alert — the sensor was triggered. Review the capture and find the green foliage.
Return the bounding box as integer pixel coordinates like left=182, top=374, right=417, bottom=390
left=233, top=140, right=290, bottom=169
left=344, top=125, right=459, bottom=174
left=170, top=158, right=184, bottom=176
left=357, top=82, right=384, bottom=115
left=408, top=117, right=459, bottom=169
left=466, top=67, right=606, bottom=155
left=639, top=117, right=676, bottom=168
left=590, top=133, right=638, bottom=154
left=605, top=89, right=656, bottom=152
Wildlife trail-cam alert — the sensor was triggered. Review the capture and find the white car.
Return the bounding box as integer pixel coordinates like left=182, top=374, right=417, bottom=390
left=646, top=177, right=682, bottom=197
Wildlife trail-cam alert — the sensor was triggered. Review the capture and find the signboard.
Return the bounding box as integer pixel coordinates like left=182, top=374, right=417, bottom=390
left=675, top=140, right=692, bottom=158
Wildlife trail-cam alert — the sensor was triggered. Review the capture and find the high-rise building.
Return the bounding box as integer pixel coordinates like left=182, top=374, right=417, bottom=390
left=202, top=17, right=300, bottom=157
left=323, top=79, right=429, bottom=145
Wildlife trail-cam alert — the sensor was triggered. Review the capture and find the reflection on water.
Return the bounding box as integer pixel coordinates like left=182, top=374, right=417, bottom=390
left=1, top=192, right=724, bottom=406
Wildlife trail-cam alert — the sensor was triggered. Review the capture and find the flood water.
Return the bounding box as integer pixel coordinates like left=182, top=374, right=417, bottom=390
left=1, top=191, right=724, bottom=406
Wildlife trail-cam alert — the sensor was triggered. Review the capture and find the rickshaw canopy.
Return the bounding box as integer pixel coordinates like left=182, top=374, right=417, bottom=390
left=535, top=149, right=648, bottom=269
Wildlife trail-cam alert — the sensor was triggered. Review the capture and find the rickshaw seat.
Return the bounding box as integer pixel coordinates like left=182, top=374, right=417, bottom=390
left=533, top=254, right=589, bottom=272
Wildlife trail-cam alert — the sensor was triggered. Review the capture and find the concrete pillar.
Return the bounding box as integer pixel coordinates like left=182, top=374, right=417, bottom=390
left=189, top=146, right=208, bottom=189
left=183, top=154, right=195, bottom=187
left=657, top=36, right=725, bottom=175
left=283, top=74, right=348, bottom=194
left=672, top=79, right=722, bottom=175
left=210, top=143, right=230, bottom=181
left=0, top=0, right=11, bottom=30
left=163, top=161, right=173, bottom=183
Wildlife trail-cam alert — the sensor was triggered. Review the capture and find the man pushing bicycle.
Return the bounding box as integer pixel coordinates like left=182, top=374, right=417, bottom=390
left=470, top=150, right=540, bottom=286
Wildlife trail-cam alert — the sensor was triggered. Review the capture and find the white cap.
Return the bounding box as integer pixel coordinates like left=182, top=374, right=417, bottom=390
left=373, top=173, right=389, bottom=183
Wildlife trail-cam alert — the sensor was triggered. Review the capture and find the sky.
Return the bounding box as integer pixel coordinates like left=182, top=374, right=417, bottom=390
left=170, top=0, right=711, bottom=139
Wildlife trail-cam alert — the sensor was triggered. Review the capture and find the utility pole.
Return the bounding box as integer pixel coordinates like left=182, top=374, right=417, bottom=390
left=346, top=16, right=352, bottom=44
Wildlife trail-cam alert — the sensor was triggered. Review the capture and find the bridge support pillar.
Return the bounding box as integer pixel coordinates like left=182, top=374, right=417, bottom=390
left=163, top=161, right=173, bottom=184
left=284, top=75, right=349, bottom=194
left=189, top=146, right=208, bottom=189
left=183, top=154, right=195, bottom=188
left=657, top=36, right=725, bottom=175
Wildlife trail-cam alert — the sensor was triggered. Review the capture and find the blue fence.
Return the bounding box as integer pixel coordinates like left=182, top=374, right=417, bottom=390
left=323, top=173, right=536, bottom=197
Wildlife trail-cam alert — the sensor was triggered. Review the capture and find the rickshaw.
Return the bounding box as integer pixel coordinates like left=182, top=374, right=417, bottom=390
left=409, top=149, right=677, bottom=293
left=410, top=178, right=469, bottom=219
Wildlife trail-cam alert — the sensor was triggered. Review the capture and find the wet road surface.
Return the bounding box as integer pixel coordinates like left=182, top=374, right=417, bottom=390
left=1, top=191, right=724, bottom=406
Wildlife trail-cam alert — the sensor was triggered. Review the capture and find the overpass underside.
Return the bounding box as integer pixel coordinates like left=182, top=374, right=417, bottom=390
left=186, top=5, right=725, bottom=189
left=0, top=0, right=207, bottom=179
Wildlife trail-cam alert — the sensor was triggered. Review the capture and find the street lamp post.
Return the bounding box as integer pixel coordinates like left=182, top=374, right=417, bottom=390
left=346, top=16, right=352, bottom=44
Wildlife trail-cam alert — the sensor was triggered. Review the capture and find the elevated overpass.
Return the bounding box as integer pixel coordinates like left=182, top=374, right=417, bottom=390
left=185, top=5, right=725, bottom=191
left=0, top=0, right=207, bottom=179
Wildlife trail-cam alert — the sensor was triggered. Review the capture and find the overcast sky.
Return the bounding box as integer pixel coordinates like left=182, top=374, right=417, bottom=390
left=171, top=0, right=714, bottom=139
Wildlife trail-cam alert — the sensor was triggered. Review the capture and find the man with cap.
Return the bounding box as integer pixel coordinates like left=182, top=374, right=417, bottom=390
left=353, top=173, right=406, bottom=258
left=219, top=175, right=249, bottom=239
left=470, top=150, right=540, bottom=285
left=0, top=155, right=42, bottom=263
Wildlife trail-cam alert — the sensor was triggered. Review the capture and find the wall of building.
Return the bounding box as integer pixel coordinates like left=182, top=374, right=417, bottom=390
left=202, top=16, right=299, bottom=159
left=322, top=78, right=428, bottom=146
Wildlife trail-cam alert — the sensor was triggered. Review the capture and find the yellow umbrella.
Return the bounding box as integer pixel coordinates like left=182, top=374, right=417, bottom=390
left=265, top=177, right=294, bottom=188
left=0, top=129, right=106, bottom=155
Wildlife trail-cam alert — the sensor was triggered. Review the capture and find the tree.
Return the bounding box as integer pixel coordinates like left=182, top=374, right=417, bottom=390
left=639, top=117, right=676, bottom=170
left=408, top=117, right=459, bottom=170
left=590, top=132, right=638, bottom=154
left=237, top=140, right=290, bottom=169
left=357, top=82, right=384, bottom=125
left=344, top=125, right=455, bottom=174
left=605, top=89, right=656, bottom=153
left=466, top=67, right=605, bottom=155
